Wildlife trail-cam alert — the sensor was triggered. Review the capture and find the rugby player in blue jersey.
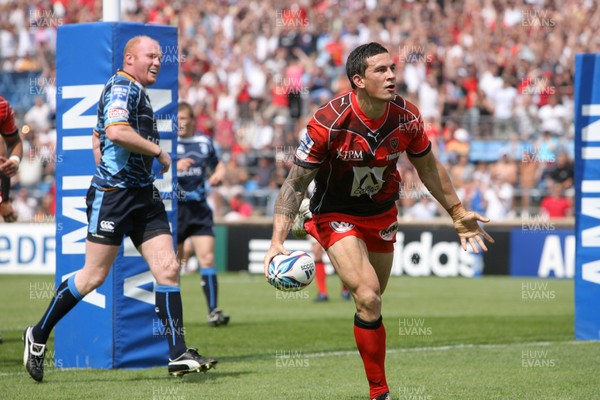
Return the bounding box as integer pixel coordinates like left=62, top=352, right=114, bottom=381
left=176, top=102, right=229, bottom=326
left=23, top=36, right=217, bottom=381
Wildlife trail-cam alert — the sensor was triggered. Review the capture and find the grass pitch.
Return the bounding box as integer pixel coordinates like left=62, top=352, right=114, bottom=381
left=1, top=273, right=598, bottom=399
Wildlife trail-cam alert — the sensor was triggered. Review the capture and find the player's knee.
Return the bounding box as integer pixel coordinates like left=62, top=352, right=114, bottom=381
left=77, top=269, right=109, bottom=294
left=87, top=275, right=106, bottom=291
left=354, top=289, right=382, bottom=314
left=161, top=259, right=180, bottom=279
left=151, top=255, right=180, bottom=285
left=198, top=253, right=214, bottom=267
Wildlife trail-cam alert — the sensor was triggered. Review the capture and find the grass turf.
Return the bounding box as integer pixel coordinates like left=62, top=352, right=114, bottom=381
left=1, top=273, right=598, bottom=399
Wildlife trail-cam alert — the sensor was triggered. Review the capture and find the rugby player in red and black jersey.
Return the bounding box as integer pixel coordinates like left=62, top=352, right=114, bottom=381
left=264, top=42, right=494, bottom=400
left=0, top=96, right=23, bottom=222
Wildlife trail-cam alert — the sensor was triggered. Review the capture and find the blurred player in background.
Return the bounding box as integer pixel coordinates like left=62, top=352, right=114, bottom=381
left=303, top=181, right=350, bottom=302
left=176, top=102, right=229, bottom=326
left=264, top=42, right=494, bottom=400
left=0, top=95, right=23, bottom=222
left=310, top=238, right=351, bottom=302
left=23, top=36, right=217, bottom=382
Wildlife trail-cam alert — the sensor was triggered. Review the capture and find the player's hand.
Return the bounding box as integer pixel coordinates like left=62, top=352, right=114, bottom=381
left=207, top=172, right=222, bottom=187
left=263, top=243, right=290, bottom=280
left=452, top=210, right=495, bottom=254
left=0, top=156, right=18, bottom=178
left=0, top=201, right=17, bottom=223
left=157, top=150, right=172, bottom=174
left=176, top=157, right=194, bottom=172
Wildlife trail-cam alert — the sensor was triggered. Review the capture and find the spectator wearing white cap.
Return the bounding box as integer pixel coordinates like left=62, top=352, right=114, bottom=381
left=446, top=127, right=470, bottom=162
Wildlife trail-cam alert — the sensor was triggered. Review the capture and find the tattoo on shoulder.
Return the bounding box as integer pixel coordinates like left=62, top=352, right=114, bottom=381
left=274, top=165, right=318, bottom=219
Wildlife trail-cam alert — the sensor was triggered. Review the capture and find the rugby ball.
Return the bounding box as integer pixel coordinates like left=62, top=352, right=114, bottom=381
left=268, top=250, right=315, bottom=291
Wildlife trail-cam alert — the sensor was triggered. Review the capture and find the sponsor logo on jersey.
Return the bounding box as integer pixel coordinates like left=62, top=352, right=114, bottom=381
left=100, top=220, right=115, bottom=232
left=111, top=85, right=129, bottom=102
left=108, top=107, right=128, bottom=120
left=296, top=131, right=314, bottom=160
left=329, top=221, right=355, bottom=233
left=337, top=148, right=364, bottom=161
left=178, top=166, right=203, bottom=177
left=109, top=86, right=129, bottom=111
left=379, top=222, right=398, bottom=241
left=352, top=185, right=382, bottom=196
left=386, top=152, right=400, bottom=161
left=368, top=130, right=381, bottom=140
left=351, top=166, right=386, bottom=197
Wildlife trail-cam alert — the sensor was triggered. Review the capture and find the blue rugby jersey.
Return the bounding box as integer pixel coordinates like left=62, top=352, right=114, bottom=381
left=92, top=70, right=159, bottom=189
left=176, top=134, right=219, bottom=202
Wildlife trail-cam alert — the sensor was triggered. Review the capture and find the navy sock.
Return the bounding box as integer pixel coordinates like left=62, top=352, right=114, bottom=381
left=201, top=267, right=218, bottom=312
left=155, top=285, right=187, bottom=359
left=32, top=274, right=83, bottom=344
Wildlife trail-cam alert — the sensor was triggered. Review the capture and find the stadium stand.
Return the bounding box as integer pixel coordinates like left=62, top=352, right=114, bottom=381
left=0, top=0, right=587, bottom=221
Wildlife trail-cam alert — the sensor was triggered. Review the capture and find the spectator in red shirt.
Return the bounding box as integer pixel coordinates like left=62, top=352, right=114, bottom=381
left=225, top=193, right=253, bottom=220
left=459, top=65, right=480, bottom=135
left=540, top=182, right=572, bottom=218
left=194, top=102, right=215, bottom=137
left=325, top=31, right=345, bottom=67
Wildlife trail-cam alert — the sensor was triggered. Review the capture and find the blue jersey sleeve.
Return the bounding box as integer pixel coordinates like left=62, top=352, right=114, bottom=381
left=105, top=82, right=137, bottom=127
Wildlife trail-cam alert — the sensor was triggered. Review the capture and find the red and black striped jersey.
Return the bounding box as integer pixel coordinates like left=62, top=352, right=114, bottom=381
left=294, top=91, right=431, bottom=216
left=0, top=96, right=18, bottom=137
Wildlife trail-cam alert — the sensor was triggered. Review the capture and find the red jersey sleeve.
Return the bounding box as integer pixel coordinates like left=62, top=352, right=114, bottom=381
left=403, top=101, right=431, bottom=157
left=0, top=97, right=18, bottom=137
left=294, top=117, right=329, bottom=168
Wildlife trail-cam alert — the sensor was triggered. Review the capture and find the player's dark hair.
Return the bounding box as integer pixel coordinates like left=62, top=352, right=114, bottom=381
left=178, top=101, right=194, bottom=118
left=346, top=42, right=389, bottom=89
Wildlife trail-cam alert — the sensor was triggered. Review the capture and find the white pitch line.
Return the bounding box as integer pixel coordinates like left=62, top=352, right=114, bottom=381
left=230, top=340, right=597, bottom=362
left=2, top=340, right=596, bottom=377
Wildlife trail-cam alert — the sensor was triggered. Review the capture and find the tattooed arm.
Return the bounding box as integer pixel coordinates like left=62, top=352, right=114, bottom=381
left=409, top=151, right=494, bottom=253
left=263, top=164, right=319, bottom=276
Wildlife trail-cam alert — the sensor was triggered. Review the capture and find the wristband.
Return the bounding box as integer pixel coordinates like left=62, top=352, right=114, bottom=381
left=8, top=155, right=20, bottom=166
left=155, top=148, right=162, bottom=158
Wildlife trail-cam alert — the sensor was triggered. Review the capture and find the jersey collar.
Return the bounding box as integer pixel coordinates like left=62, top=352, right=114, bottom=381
left=117, top=69, right=137, bottom=82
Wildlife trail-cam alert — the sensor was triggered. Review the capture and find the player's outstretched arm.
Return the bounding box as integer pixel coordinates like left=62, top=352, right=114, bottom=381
left=447, top=203, right=495, bottom=253
left=408, top=151, right=494, bottom=253
left=264, top=164, right=318, bottom=277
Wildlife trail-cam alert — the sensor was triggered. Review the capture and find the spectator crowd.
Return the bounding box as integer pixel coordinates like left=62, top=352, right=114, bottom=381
left=1, top=0, right=589, bottom=222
